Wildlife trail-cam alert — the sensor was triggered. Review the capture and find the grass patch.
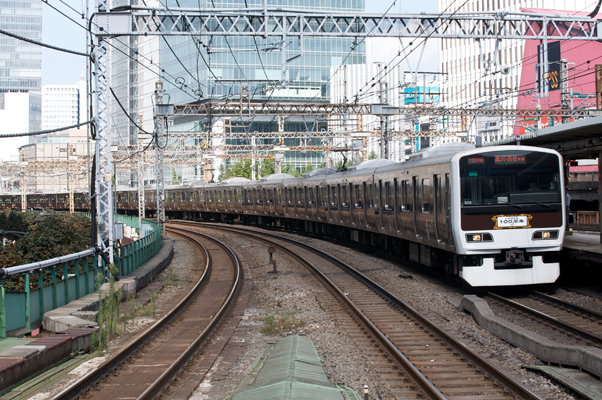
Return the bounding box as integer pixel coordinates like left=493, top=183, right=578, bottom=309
left=163, top=266, right=179, bottom=287
left=260, top=311, right=305, bottom=335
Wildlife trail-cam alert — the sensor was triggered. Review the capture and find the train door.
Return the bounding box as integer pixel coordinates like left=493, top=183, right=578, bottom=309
left=336, top=184, right=342, bottom=223
left=365, top=181, right=376, bottom=228
left=377, top=180, right=384, bottom=230
left=434, top=175, right=442, bottom=243
left=412, top=176, right=420, bottom=238
left=445, top=174, right=453, bottom=247
left=393, top=178, right=400, bottom=233
left=317, top=186, right=326, bottom=221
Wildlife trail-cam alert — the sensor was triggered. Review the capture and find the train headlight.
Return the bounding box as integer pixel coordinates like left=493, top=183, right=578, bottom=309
left=532, top=230, right=559, bottom=240
left=466, top=233, right=493, bottom=242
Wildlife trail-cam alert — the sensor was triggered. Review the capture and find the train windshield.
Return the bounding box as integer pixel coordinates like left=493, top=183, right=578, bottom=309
left=460, top=151, right=561, bottom=206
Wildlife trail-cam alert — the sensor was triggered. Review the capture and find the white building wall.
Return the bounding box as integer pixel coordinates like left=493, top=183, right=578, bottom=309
left=0, top=92, right=34, bottom=161
left=330, top=63, right=407, bottom=162
left=437, top=0, right=591, bottom=143
left=41, top=84, right=80, bottom=130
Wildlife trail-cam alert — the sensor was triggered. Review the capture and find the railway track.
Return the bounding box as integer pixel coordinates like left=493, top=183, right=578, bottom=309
left=52, top=227, right=242, bottom=400
left=175, top=221, right=540, bottom=400
left=485, top=291, right=602, bottom=349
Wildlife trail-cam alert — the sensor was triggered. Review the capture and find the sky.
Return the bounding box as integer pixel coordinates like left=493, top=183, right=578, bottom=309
left=41, top=0, right=439, bottom=86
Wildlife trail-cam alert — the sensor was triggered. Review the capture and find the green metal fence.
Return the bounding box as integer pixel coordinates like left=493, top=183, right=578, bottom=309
left=0, top=215, right=161, bottom=337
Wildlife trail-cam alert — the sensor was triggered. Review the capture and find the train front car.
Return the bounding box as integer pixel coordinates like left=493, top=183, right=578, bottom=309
left=452, top=146, right=564, bottom=287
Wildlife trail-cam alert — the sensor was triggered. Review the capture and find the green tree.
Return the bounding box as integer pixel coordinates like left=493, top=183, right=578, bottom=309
left=369, top=151, right=378, bottom=160
left=0, top=213, right=92, bottom=291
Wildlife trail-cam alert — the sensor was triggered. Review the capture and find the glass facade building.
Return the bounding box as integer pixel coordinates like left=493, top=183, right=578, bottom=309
left=0, top=0, right=42, bottom=93
left=161, top=0, right=366, bottom=179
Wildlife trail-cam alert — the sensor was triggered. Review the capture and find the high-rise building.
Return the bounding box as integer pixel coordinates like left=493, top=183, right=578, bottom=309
left=160, top=0, right=366, bottom=180
left=41, top=85, right=79, bottom=131
left=437, top=0, right=593, bottom=143
left=0, top=0, right=43, bottom=161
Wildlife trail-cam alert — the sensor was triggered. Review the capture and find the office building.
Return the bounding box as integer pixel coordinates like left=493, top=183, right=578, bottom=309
left=0, top=0, right=43, bottom=161
left=437, top=0, right=594, bottom=143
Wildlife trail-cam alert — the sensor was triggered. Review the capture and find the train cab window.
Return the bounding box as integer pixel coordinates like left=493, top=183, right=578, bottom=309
left=341, top=184, right=349, bottom=208
left=422, top=179, right=432, bottom=213
left=384, top=182, right=393, bottom=211
left=400, top=180, right=411, bottom=211
left=297, top=188, right=304, bottom=205
left=308, top=187, right=315, bottom=205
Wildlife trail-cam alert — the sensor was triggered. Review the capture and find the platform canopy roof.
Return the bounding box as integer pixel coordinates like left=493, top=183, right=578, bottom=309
left=487, top=115, right=602, bottom=159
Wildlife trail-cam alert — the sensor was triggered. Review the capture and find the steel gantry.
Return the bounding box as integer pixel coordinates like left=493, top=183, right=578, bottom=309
left=100, top=9, right=601, bottom=41
left=92, top=6, right=602, bottom=262
left=167, top=102, right=600, bottom=118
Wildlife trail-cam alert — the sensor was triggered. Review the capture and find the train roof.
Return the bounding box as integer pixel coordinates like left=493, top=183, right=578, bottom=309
left=302, top=168, right=336, bottom=177
left=221, top=177, right=251, bottom=184
left=259, top=173, right=295, bottom=182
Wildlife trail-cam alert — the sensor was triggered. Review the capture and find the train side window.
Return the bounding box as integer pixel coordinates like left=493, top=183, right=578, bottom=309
left=331, top=186, right=338, bottom=207
left=308, top=187, right=315, bottom=205
left=256, top=189, right=263, bottom=204
left=422, top=178, right=432, bottom=213
left=181, top=192, right=185, bottom=201
left=435, top=175, right=442, bottom=215
left=384, top=182, right=393, bottom=211
left=267, top=189, right=273, bottom=204
left=192, top=192, right=197, bottom=202
left=320, top=187, right=327, bottom=206
left=276, top=188, right=282, bottom=204
left=368, top=183, right=374, bottom=209
left=341, top=184, right=349, bottom=208
left=171, top=193, right=176, bottom=201
left=401, top=180, right=410, bottom=211
left=209, top=192, right=214, bottom=203
left=354, top=184, right=363, bottom=208
left=297, top=187, right=304, bottom=205
left=287, top=188, right=293, bottom=204
left=227, top=191, right=234, bottom=203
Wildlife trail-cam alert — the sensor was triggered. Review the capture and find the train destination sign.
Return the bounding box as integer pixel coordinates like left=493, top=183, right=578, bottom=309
left=494, top=214, right=532, bottom=229
left=494, top=155, right=526, bottom=164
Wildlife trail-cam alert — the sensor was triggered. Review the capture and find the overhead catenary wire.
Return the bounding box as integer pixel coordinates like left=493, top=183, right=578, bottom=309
left=0, top=121, right=93, bottom=138
left=0, top=28, right=88, bottom=57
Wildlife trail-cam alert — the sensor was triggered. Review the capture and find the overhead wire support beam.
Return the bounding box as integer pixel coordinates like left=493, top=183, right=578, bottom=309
left=95, top=9, right=602, bottom=41
left=167, top=102, right=598, bottom=118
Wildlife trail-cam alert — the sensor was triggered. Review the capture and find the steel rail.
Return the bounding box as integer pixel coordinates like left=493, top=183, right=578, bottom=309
left=532, top=290, right=602, bottom=322
left=138, top=227, right=242, bottom=399
left=180, top=221, right=541, bottom=400
left=51, top=227, right=241, bottom=400
left=174, top=222, right=445, bottom=400
left=488, top=292, right=602, bottom=347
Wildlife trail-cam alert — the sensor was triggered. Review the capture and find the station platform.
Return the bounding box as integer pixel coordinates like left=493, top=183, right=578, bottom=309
left=0, top=239, right=174, bottom=395
left=563, top=231, right=602, bottom=263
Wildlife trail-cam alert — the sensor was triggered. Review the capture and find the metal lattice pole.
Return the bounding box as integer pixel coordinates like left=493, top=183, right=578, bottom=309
left=93, top=28, right=114, bottom=264
left=137, top=114, right=145, bottom=234
left=20, top=168, right=25, bottom=211
left=68, top=144, right=75, bottom=214
left=154, top=82, right=166, bottom=237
